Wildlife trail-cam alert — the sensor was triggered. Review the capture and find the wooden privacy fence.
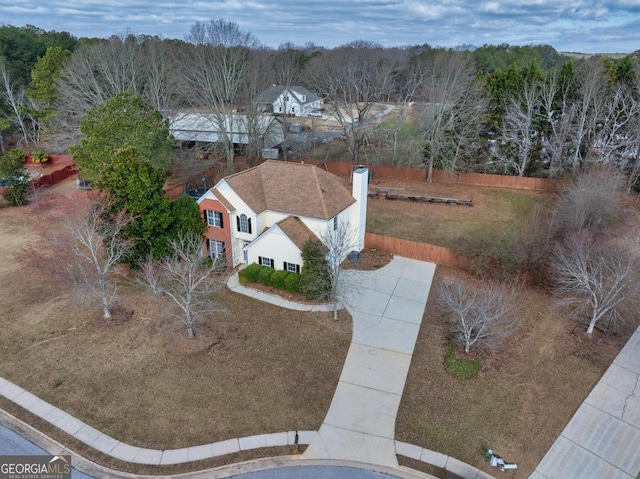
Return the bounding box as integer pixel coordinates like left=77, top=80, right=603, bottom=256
left=365, top=232, right=465, bottom=268
left=30, top=164, right=77, bottom=188
left=297, top=160, right=562, bottom=192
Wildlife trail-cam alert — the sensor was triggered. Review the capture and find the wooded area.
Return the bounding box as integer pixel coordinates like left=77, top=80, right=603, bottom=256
left=1, top=23, right=640, bottom=187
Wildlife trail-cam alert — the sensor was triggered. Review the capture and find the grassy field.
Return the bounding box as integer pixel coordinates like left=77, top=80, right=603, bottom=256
left=0, top=179, right=350, bottom=472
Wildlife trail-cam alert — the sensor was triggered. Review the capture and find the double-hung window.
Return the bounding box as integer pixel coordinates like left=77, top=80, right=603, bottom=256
left=259, top=256, right=274, bottom=268
left=209, top=240, right=225, bottom=260
left=206, top=210, right=223, bottom=228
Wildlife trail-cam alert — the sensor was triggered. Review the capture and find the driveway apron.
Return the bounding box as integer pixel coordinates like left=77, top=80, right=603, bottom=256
left=305, top=257, right=436, bottom=467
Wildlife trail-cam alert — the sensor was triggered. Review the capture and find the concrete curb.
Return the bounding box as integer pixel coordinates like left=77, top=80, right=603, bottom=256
left=0, top=377, right=493, bottom=478
left=396, top=441, right=495, bottom=479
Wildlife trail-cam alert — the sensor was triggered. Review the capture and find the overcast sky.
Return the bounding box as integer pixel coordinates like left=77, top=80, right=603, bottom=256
left=1, top=0, right=639, bottom=54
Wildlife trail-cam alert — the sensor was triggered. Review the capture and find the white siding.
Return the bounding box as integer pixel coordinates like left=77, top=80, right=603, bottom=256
left=215, top=180, right=258, bottom=266
left=351, top=167, right=369, bottom=251
left=246, top=226, right=303, bottom=269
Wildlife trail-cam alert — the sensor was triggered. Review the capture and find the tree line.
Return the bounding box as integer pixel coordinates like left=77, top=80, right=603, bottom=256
left=1, top=21, right=640, bottom=185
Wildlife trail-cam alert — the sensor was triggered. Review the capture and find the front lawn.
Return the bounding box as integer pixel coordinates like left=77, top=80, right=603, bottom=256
left=0, top=179, right=350, bottom=472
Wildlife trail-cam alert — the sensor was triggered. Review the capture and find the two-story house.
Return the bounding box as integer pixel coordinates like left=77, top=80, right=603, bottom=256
left=256, top=86, right=322, bottom=117
left=198, top=161, right=368, bottom=272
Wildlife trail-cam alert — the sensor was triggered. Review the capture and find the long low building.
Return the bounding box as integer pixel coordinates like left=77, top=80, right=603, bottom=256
left=169, top=112, right=285, bottom=149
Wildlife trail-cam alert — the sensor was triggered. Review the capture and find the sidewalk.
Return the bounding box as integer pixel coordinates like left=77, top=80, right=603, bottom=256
left=530, top=326, right=640, bottom=479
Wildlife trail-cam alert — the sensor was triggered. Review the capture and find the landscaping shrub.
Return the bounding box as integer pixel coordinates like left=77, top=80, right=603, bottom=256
left=258, top=266, right=274, bottom=286
left=238, top=268, right=249, bottom=284
left=271, top=270, right=288, bottom=290
left=300, top=238, right=331, bottom=300
left=285, top=272, right=300, bottom=294
left=8, top=149, right=26, bottom=162
left=244, top=263, right=263, bottom=283
left=31, top=149, right=49, bottom=165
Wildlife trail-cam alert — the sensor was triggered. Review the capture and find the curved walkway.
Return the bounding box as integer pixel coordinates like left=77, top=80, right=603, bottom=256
left=0, top=256, right=495, bottom=479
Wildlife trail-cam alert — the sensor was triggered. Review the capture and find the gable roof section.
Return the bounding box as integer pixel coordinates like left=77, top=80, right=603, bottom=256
left=197, top=188, right=236, bottom=212
left=276, top=216, right=320, bottom=251
left=224, top=161, right=355, bottom=220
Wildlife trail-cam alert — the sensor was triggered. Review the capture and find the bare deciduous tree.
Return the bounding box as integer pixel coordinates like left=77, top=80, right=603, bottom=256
left=0, top=57, right=40, bottom=146
left=414, top=50, right=478, bottom=181
left=554, top=167, right=626, bottom=235
left=139, top=233, right=226, bottom=338
left=490, top=80, right=539, bottom=176
left=271, top=44, right=304, bottom=161
left=437, top=277, right=520, bottom=353
left=141, top=37, right=183, bottom=113
left=306, top=41, right=396, bottom=165
left=183, top=19, right=259, bottom=173
left=552, top=233, right=640, bottom=335
left=320, top=220, right=360, bottom=320
left=539, top=69, right=575, bottom=177
left=569, top=57, right=609, bottom=171
left=67, top=203, right=133, bottom=320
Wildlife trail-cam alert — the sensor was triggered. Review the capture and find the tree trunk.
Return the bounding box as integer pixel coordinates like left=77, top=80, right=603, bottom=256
left=103, top=305, right=112, bottom=320
left=586, top=312, right=597, bottom=335
left=427, top=159, right=434, bottom=183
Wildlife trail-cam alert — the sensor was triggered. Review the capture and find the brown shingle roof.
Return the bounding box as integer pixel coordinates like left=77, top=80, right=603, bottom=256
left=224, top=161, right=354, bottom=220
left=276, top=216, right=323, bottom=251
left=210, top=188, right=235, bottom=212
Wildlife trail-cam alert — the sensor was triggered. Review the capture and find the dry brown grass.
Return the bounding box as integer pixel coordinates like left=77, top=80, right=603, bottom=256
left=2, top=176, right=634, bottom=479
left=0, top=179, right=350, bottom=465
left=366, top=179, right=547, bottom=251
left=396, top=269, right=632, bottom=479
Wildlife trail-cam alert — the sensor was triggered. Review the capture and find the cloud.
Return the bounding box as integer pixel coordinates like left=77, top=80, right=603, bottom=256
left=0, top=0, right=638, bottom=52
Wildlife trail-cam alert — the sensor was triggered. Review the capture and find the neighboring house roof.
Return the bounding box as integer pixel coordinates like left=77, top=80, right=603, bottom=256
left=224, top=160, right=355, bottom=220
left=256, top=85, right=321, bottom=105
left=276, top=216, right=321, bottom=251
left=169, top=112, right=279, bottom=144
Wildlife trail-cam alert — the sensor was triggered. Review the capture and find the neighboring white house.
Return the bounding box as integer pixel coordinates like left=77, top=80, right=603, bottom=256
left=169, top=112, right=285, bottom=150
left=256, top=85, right=322, bottom=117
left=197, top=160, right=368, bottom=271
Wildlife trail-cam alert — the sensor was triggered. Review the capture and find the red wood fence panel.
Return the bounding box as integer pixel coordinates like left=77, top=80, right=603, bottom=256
left=364, top=232, right=465, bottom=268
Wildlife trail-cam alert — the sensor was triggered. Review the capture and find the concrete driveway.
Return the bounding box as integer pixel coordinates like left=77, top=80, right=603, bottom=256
left=305, top=256, right=436, bottom=467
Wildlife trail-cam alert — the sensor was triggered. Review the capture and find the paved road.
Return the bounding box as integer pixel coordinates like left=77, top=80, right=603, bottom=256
left=0, top=424, right=94, bottom=479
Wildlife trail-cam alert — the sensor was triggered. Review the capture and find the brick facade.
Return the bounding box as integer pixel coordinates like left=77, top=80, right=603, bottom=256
left=199, top=198, right=233, bottom=265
